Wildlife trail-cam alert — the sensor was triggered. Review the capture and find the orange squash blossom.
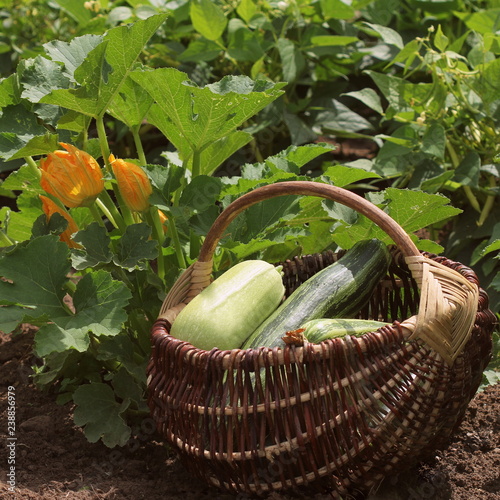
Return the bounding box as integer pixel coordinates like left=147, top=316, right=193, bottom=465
left=109, top=154, right=153, bottom=213
left=40, top=143, right=104, bottom=208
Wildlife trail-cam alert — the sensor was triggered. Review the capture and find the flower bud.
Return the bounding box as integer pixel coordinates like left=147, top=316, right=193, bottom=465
left=109, top=154, right=152, bottom=213
left=40, top=195, right=81, bottom=248
left=40, top=143, right=104, bottom=208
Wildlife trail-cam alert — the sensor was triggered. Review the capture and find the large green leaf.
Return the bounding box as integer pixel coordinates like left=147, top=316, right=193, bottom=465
left=146, top=163, right=185, bottom=210
left=225, top=194, right=302, bottom=245
left=96, top=335, right=149, bottom=383
left=0, top=73, right=21, bottom=108
left=322, top=164, right=381, bottom=187
left=363, top=22, right=403, bottom=49
left=2, top=163, right=42, bottom=192
left=331, top=189, right=462, bottom=249
left=73, top=383, right=131, bottom=448
left=19, top=56, right=71, bottom=103
left=320, top=0, right=355, bottom=19
left=277, top=38, right=305, bottom=83
left=474, top=58, right=500, bottom=106
left=190, top=0, right=227, bottom=41
left=3, top=167, right=44, bottom=243
left=52, top=0, right=93, bottom=26
left=5, top=192, right=44, bottom=244
left=67, top=270, right=132, bottom=336
left=179, top=176, right=222, bottom=214
left=421, top=123, right=446, bottom=159
left=227, top=19, right=264, bottom=62
left=195, top=130, right=253, bottom=175
left=236, top=0, right=258, bottom=23
left=343, top=88, right=383, bottom=114
left=113, top=223, right=158, bottom=271
left=384, top=188, right=461, bottom=233
left=132, top=68, right=286, bottom=162
left=0, top=104, right=53, bottom=160
left=34, top=270, right=132, bottom=356
left=310, top=98, right=373, bottom=134
left=34, top=323, right=91, bottom=357
left=40, top=14, right=168, bottom=117
left=44, top=34, right=104, bottom=81
left=454, top=9, right=500, bottom=35
left=453, top=152, right=481, bottom=188
left=267, top=144, right=335, bottom=170
left=0, top=235, right=71, bottom=331
left=107, top=75, right=154, bottom=128
left=366, top=70, right=434, bottom=117
left=72, top=223, right=113, bottom=270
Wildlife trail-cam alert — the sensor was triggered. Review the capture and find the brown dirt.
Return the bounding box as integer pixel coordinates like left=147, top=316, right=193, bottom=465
left=0, top=328, right=499, bottom=500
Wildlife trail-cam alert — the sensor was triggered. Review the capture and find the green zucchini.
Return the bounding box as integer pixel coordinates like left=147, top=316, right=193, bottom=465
left=241, top=239, right=391, bottom=350
left=297, top=318, right=389, bottom=343
left=170, top=260, right=285, bottom=351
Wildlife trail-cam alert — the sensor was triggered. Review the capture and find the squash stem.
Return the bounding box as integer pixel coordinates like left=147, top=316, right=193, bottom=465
left=132, top=125, right=147, bottom=166
left=167, top=216, right=186, bottom=269
left=24, top=156, right=41, bottom=180
left=146, top=207, right=166, bottom=282
left=477, top=176, right=497, bottom=227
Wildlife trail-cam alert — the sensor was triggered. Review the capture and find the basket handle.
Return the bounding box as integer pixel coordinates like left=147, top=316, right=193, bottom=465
left=161, top=180, right=479, bottom=365
left=198, top=181, right=420, bottom=262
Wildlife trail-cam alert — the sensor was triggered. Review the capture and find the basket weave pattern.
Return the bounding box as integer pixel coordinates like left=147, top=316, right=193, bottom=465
left=147, top=182, right=496, bottom=498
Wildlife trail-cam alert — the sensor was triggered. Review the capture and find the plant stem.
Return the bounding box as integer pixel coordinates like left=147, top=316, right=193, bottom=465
left=249, top=138, right=264, bottom=163
left=463, top=186, right=481, bottom=213
left=64, top=279, right=77, bottom=293
left=132, top=125, right=147, bottom=166
left=97, top=190, right=128, bottom=233
left=96, top=115, right=137, bottom=225
left=116, top=189, right=136, bottom=227
left=24, top=156, right=41, bottom=180
left=95, top=198, right=118, bottom=229
left=96, top=114, right=111, bottom=170
left=446, top=140, right=460, bottom=169
left=191, top=149, right=201, bottom=178
left=167, top=215, right=186, bottom=269
left=446, top=141, right=481, bottom=213
left=146, top=207, right=166, bottom=282
left=0, top=230, right=14, bottom=246
left=477, top=176, right=497, bottom=227
left=89, top=202, right=106, bottom=227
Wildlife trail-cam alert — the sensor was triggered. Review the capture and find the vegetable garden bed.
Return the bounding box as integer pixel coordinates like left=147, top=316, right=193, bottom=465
left=1, top=327, right=499, bottom=500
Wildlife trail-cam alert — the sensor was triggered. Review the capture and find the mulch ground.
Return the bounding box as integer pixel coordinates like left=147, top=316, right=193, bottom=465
left=0, top=328, right=499, bottom=500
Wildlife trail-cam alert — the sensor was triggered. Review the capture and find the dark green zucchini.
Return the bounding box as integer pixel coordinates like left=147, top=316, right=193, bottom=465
left=241, top=238, right=391, bottom=350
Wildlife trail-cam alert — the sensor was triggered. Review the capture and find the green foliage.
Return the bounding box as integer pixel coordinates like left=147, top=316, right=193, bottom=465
left=0, top=2, right=499, bottom=448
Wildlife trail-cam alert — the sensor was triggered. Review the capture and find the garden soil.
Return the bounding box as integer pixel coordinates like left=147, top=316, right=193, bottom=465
left=0, top=327, right=499, bottom=500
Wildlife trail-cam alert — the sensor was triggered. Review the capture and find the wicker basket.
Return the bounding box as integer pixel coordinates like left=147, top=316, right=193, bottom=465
left=147, top=181, right=496, bottom=498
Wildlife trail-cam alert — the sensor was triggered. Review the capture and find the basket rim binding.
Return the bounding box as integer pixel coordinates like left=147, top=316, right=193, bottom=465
left=158, top=181, right=479, bottom=365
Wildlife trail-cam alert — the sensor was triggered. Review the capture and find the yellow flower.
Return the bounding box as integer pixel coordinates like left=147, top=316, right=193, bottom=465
left=40, top=195, right=81, bottom=249
left=40, top=143, right=104, bottom=208
left=109, top=154, right=152, bottom=213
